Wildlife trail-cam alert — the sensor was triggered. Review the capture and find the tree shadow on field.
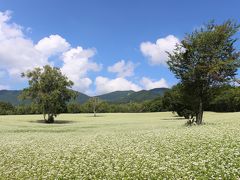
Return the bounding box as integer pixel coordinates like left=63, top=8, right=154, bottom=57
left=30, top=120, right=75, bottom=124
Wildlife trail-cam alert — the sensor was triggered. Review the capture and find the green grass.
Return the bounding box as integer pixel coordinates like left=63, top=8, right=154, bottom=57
left=0, top=112, right=239, bottom=179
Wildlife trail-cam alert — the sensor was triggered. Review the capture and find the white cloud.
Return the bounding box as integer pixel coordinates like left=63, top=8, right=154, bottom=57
left=0, top=11, right=23, bottom=40
left=35, top=34, right=70, bottom=57
left=95, top=76, right=141, bottom=95
left=0, top=10, right=101, bottom=94
left=108, top=60, right=137, bottom=77
left=61, top=46, right=102, bottom=92
left=73, top=77, right=93, bottom=93
left=140, top=35, right=180, bottom=65
left=0, top=11, right=49, bottom=77
left=141, top=77, right=168, bottom=90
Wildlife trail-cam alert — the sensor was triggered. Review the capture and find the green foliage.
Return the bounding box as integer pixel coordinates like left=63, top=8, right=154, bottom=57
left=209, top=86, right=240, bottom=112
left=14, top=104, right=42, bottom=115
left=20, top=65, right=76, bottom=123
left=1, top=85, right=238, bottom=115
left=162, top=84, right=195, bottom=119
left=86, top=97, right=101, bottom=116
left=163, top=84, right=240, bottom=118
left=2, top=85, right=240, bottom=115
left=168, top=20, right=240, bottom=124
left=0, top=101, right=15, bottom=115
left=67, top=103, right=82, bottom=113
left=66, top=99, right=166, bottom=114
left=141, top=97, right=164, bottom=112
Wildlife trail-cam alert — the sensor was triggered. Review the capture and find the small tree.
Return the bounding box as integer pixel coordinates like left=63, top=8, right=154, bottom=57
left=89, top=97, right=101, bottom=117
left=21, top=65, right=76, bottom=123
left=168, top=20, right=240, bottom=124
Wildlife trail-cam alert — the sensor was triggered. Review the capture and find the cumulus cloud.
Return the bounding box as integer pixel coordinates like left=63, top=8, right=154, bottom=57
left=95, top=76, right=141, bottom=95
left=35, top=34, right=70, bottom=57
left=108, top=60, right=137, bottom=77
left=0, top=10, right=102, bottom=93
left=140, top=35, right=180, bottom=65
left=61, top=47, right=102, bottom=92
left=73, top=77, right=93, bottom=93
left=140, top=77, right=169, bottom=90
left=0, top=11, right=23, bottom=40
left=0, top=11, right=49, bottom=77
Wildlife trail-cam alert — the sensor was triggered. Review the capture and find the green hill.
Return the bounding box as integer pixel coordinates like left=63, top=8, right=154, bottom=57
left=0, top=88, right=169, bottom=105
left=0, top=90, right=90, bottom=105
left=97, top=88, right=169, bottom=103
left=97, top=91, right=135, bottom=103
left=0, top=90, right=24, bottom=105
left=71, top=92, right=91, bottom=104
left=149, top=88, right=169, bottom=96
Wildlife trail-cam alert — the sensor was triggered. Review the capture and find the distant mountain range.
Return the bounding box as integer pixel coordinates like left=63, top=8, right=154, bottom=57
left=96, top=88, right=169, bottom=103
left=0, top=88, right=169, bottom=105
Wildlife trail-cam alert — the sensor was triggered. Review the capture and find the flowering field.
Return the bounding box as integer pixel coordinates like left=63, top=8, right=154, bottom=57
left=0, top=112, right=239, bottom=179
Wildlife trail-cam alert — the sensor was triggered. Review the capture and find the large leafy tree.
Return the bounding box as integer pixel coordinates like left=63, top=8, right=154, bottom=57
left=21, top=65, right=76, bottom=123
left=167, top=20, right=240, bottom=124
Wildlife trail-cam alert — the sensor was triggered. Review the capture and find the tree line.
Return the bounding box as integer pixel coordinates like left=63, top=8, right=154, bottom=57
left=0, top=97, right=164, bottom=115
left=1, top=85, right=240, bottom=116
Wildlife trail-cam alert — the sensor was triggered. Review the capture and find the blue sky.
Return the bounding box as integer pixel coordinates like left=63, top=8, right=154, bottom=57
left=0, top=0, right=239, bottom=95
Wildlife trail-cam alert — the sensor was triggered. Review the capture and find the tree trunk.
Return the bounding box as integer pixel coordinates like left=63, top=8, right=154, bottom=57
left=43, top=108, right=46, bottom=121
left=45, top=114, right=54, bottom=123
left=196, top=99, right=203, bottom=125
left=93, top=98, right=97, bottom=117
left=43, top=113, right=46, bottom=121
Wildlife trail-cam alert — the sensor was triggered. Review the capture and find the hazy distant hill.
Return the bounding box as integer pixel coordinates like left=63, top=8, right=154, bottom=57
left=97, top=91, right=135, bottom=103
left=97, top=88, right=169, bottom=103
left=0, top=90, right=24, bottom=105
left=0, top=88, right=169, bottom=105
left=72, top=92, right=91, bottom=104
left=0, top=90, right=90, bottom=105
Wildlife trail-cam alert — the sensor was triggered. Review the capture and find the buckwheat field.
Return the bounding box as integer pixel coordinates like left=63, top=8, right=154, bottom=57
left=0, top=112, right=239, bottom=179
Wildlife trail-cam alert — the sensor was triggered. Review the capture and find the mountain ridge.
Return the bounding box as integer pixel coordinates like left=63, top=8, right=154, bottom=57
left=0, top=88, right=169, bottom=105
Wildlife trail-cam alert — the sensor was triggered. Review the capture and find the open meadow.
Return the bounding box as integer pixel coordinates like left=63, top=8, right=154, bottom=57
left=0, top=112, right=239, bottom=179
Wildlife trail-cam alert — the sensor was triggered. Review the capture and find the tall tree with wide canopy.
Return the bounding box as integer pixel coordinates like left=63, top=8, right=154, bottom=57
left=21, top=65, right=76, bottom=123
left=167, top=20, right=240, bottom=124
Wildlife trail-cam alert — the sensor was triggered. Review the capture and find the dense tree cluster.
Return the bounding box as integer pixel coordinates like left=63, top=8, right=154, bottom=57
left=208, top=86, right=240, bottom=112
left=0, top=102, right=15, bottom=115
